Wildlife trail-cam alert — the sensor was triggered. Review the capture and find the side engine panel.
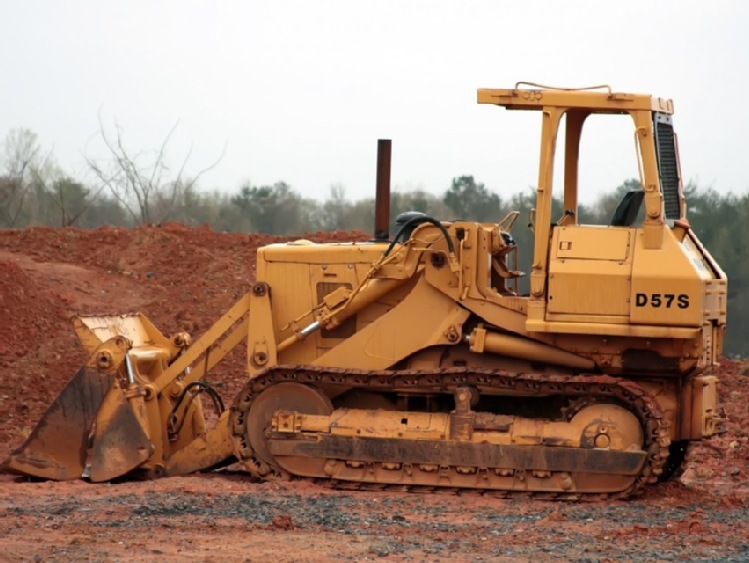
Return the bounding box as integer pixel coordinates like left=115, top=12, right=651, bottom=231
left=256, top=241, right=408, bottom=364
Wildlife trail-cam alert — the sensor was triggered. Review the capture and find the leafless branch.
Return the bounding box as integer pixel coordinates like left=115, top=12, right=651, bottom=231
left=86, top=115, right=225, bottom=226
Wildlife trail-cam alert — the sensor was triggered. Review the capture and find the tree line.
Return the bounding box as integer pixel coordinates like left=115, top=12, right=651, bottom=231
left=1, top=128, right=746, bottom=356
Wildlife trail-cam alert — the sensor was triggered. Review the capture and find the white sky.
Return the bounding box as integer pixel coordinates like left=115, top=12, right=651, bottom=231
left=1, top=1, right=747, bottom=203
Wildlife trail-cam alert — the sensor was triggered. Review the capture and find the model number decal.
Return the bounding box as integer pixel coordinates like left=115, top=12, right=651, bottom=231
left=635, top=293, right=689, bottom=309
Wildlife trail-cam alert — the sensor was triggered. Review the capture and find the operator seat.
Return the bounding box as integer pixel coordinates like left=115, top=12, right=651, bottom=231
left=610, top=190, right=645, bottom=227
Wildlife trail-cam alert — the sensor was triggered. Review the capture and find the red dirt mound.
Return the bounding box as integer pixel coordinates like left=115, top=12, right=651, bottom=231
left=0, top=257, right=67, bottom=361
left=681, top=357, right=749, bottom=490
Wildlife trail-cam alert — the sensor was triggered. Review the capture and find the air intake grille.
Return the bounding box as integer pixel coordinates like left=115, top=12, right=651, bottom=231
left=654, top=116, right=681, bottom=220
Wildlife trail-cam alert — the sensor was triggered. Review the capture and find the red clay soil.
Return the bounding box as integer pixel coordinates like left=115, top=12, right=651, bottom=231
left=0, top=224, right=747, bottom=561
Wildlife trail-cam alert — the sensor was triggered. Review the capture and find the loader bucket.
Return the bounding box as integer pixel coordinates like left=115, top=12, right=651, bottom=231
left=72, top=313, right=176, bottom=355
left=85, top=378, right=152, bottom=482
left=5, top=307, right=243, bottom=482
left=2, top=333, right=143, bottom=481
left=3, top=364, right=116, bottom=480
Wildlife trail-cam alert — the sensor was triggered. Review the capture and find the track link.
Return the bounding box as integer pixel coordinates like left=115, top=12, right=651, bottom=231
left=230, top=366, right=670, bottom=500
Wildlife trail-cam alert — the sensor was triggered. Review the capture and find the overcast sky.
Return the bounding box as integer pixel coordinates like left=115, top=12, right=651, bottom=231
left=1, top=1, right=747, bottom=203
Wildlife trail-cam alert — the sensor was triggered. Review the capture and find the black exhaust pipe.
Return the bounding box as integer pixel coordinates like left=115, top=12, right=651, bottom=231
left=374, top=139, right=391, bottom=242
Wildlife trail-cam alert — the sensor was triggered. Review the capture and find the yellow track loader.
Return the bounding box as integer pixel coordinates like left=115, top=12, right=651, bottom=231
left=4, top=83, right=727, bottom=499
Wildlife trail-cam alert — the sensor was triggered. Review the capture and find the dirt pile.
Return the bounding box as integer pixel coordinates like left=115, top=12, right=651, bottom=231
left=681, top=358, right=749, bottom=489
left=0, top=258, right=67, bottom=360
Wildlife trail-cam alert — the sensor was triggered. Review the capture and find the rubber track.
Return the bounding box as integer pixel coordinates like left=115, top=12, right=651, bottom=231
left=230, top=366, right=671, bottom=500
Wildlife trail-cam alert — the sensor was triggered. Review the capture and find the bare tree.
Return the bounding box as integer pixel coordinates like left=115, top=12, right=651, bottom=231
left=0, top=129, right=103, bottom=228
left=45, top=176, right=101, bottom=227
left=86, top=116, right=224, bottom=225
left=0, top=129, right=39, bottom=227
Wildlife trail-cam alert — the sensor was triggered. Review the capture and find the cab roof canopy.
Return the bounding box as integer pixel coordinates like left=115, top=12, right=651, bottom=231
left=477, top=82, right=673, bottom=115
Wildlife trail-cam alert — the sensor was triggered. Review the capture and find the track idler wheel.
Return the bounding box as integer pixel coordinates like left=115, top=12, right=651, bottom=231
left=569, top=404, right=644, bottom=452
left=243, top=382, right=333, bottom=478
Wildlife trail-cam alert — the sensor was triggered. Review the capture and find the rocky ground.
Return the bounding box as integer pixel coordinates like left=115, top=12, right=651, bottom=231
left=0, top=224, right=747, bottom=561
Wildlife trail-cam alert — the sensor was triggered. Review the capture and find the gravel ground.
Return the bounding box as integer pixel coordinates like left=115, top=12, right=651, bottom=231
left=1, top=473, right=748, bottom=561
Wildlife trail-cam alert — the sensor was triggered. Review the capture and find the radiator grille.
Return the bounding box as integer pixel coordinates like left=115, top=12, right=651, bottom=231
left=654, top=116, right=681, bottom=220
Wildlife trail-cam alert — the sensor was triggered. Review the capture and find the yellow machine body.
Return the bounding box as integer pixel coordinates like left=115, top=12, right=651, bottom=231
left=4, top=84, right=727, bottom=499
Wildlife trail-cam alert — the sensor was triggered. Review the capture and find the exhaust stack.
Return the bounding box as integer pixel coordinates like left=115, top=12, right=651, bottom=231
left=374, top=139, right=391, bottom=242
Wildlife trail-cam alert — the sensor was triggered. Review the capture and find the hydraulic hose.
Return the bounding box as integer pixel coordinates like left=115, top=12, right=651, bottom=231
left=384, top=215, right=455, bottom=257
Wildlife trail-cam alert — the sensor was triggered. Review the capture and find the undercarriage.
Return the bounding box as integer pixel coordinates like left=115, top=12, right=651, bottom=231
left=232, top=365, right=670, bottom=499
